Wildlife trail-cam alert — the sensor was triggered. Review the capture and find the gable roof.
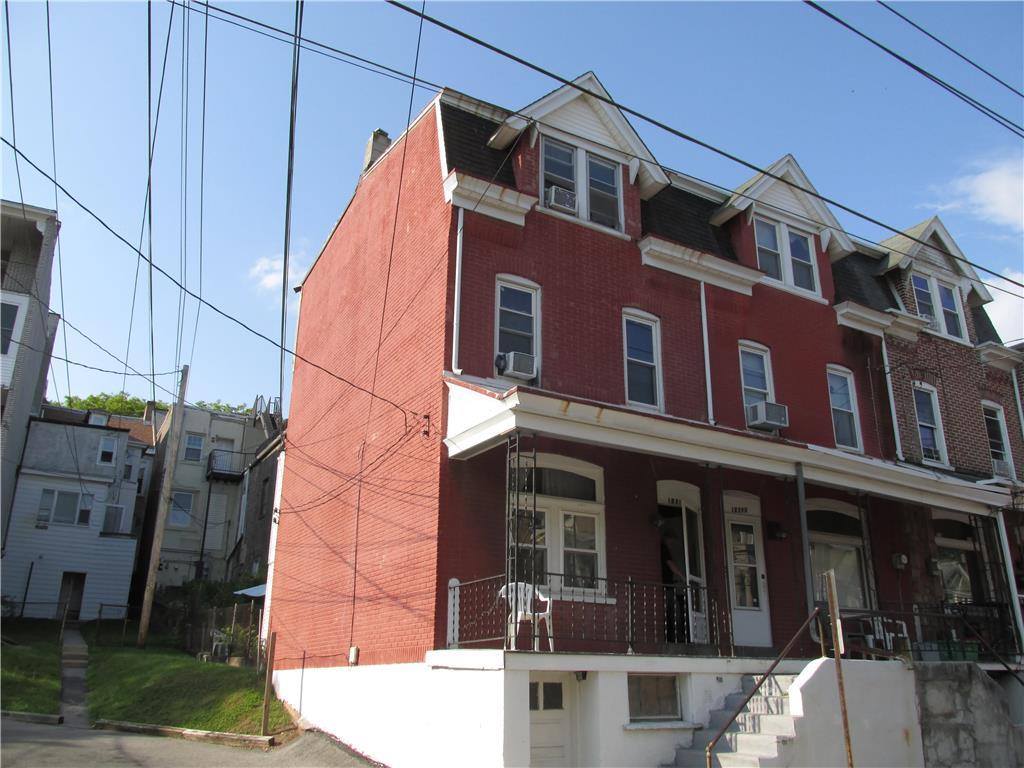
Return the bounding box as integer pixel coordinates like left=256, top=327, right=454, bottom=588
left=641, top=185, right=736, bottom=261
left=710, top=154, right=856, bottom=260
left=486, top=72, right=669, bottom=199
left=878, top=216, right=993, bottom=304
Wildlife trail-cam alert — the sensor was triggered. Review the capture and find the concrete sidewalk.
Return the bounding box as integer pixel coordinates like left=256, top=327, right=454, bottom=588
left=59, top=627, right=89, bottom=729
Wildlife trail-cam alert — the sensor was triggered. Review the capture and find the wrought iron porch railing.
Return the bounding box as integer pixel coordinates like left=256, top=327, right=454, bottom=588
left=447, top=572, right=722, bottom=655
left=822, top=600, right=1018, bottom=663
left=206, top=449, right=249, bottom=478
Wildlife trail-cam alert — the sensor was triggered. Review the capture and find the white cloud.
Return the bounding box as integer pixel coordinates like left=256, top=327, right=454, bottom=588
left=925, top=153, right=1024, bottom=233
left=984, top=269, right=1024, bottom=344
left=248, top=253, right=309, bottom=294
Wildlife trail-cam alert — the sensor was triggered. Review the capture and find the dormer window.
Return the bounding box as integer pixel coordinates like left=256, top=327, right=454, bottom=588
left=540, top=136, right=622, bottom=232
left=911, top=272, right=965, bottom=340
left=754, top=218, right=818, bottom=294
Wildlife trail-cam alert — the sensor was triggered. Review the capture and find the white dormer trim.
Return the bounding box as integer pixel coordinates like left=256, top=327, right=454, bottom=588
left=442, top=171, right=538, bottom=227
left=638, top=236, right=762, bottom=295
left=977, top=342, right=1024, bottom=372
left=486, top=72, right=669, bottom=199
left=883, top=309, right=931, bottom=341
left=710, top=154, right=855, bottom=260
left=833, top=302, right=893, bottom=337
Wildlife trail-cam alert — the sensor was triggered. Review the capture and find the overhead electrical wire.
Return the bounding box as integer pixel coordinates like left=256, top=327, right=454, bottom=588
left=187, top=0, right=209, bottom=370
left=148, top=0, right=158, bottom=406
left=876, top=0, right=1024, bottom=100
left=802, top=0, right=1024, bottom=137
left=4, top=0, right=26, bottom=218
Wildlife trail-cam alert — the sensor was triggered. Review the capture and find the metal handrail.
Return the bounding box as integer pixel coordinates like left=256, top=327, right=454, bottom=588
left=705, top=607, right=821, bottom=768
left=959, top=613, right=1024, bottom=688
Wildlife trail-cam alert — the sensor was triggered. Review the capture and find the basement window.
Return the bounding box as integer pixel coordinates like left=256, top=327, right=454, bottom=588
left=628, top=675, right=680, bottom=721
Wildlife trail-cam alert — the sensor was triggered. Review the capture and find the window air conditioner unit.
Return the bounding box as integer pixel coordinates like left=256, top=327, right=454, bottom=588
left=746, top=401, right=789, bottom=430
left=546, top=185, right=577, bottom=214
left=498, top=351, right=536, bottom=381
left=992, top=459, right=1012, bottom=478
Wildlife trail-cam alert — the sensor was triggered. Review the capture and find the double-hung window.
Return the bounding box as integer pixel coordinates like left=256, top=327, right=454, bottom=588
left=495, top=277, right=539, bottom=378
left=982, top=402, right=1015, bottom=478
left=1, top=294, right=28, bottom=387
left=97, top=435, right=117, bottom=465
left=622, top=310, right=662, bottom=410
left=541, top=136, right=622, bottom=232
left=102, top=505, right=125, bottom=534
left=38, top=489, right=92, bottom=526
left=628, top=675, right=681, bottom=722
left=754, top=218, right=818, bottom=294
left=562, top=512, right=598, bottom=588
left=183, top=434, right=204, bottom=463
left=739, top=343, right=773, bottom=408
left=913, top=383, right=948, bottom=465
left=169, top=490, right=194, bottom=528
left=911, top=272, right=965, bottom=340
left=826, top=366, right=862, bottom=451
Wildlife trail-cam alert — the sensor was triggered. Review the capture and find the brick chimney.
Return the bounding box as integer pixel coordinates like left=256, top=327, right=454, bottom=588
left=362, top=129, right=391, bottom=172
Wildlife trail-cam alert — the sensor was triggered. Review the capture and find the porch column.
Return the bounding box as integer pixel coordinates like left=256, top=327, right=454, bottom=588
left=795, top=463, right=815, bottom=618
left=995, top=508, right=1024, bottom=658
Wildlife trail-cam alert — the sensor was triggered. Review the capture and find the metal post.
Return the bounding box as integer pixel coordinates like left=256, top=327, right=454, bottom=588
left=95, top=604, right=103, bottom=646
left=626, top=576, right=634, bottom=653
left=20, top=561, right=33, bottom=618
left=58, top=601, right=68, bottom=644
left=825, top=571, right=854, bottom=768
left=261, top=631, right=277, bottom=736
left=231, top=603, right=238, bottom=640
left=197, top=487, right=214, bottom=580
left=122, top=609, right=128, bottom=647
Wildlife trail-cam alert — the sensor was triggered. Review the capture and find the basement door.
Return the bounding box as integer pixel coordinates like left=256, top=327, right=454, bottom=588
left=529, top=674, right=575, bottom=767
left=724, top=492, right=772, bottom=647
left=59, top=572, right=86, bottom=620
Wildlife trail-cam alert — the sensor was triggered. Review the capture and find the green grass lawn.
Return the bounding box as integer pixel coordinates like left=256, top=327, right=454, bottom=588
left=0, top=619, right=62, bottom=715
left=87, top=645, right=292, bottom=734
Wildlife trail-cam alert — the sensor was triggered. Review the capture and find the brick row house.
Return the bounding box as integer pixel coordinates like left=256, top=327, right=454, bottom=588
left=267, top=74, right=1024, bottom=767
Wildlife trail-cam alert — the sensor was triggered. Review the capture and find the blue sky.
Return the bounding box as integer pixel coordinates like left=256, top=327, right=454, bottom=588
left=3, top=1, right=1022, bottom=412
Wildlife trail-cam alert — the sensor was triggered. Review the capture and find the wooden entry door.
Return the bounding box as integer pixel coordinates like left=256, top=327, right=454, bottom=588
left=529, top=674, right=574, bottom=767
left=724, top=492, right=772, bottom=647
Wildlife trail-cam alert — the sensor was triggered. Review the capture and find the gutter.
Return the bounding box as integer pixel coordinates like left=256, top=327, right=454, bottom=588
left=881, top=336, right=904, bottom=461
left=451, top=206, right=465, bottom=375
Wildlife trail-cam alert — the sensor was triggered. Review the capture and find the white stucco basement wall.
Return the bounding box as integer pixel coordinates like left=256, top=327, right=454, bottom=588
left=273, top=662, right=521, bottom=768
left=788, top=658, right=925, bottom=768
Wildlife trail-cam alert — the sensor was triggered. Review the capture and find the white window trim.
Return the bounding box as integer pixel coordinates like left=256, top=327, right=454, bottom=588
left=622, top=308, right=664, bottom=413
left=494, top=275, right=541, bottom=381
left=754, top=217, right=821, bottom=298
left=911, top=269, right=967, bottom=343
left=738, top=340, right=776, bottom=408
left=826, top=365, right=863, bottom=453
left=981, top=400, right=1016, bottom=479
left=168, top=490, right=195, bottom=528
left=182, top=433, right=204, bottom=463
left=1, top=293, right=29, bottom=387
left=913, top=381, right=949, bottom=467
left=539, top=134, right=625, bottom=236
left=96, top=435, right=118, bottom=466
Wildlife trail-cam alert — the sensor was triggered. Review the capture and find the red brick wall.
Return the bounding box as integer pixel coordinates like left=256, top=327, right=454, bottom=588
left=271, top=107, right=451, bottom=670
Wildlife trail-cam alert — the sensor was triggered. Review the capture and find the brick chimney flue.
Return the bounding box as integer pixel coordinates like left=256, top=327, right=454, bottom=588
left=362, top=129, right=391, bottom=172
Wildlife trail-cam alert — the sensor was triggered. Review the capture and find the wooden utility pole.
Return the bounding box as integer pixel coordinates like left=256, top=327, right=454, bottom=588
left=137, top=365, right=189, bottom=647
left=261, top=631, right=278, bottom=736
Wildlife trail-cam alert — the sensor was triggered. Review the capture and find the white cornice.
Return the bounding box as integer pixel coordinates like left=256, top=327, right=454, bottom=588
left=884, top=309, right=930, bottom=341
left=638, top=236, right=762, bottom=295
left=442, top=377, right=1008, bottom=516
left=833, top=301, right=893, bottom=337
left=977, top=342, right=1024, bottom=372
left=442, top=171, right=537, bottom=227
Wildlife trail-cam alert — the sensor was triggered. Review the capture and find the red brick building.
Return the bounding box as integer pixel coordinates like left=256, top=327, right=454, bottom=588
left=265, top=75, right=1024, bottom=768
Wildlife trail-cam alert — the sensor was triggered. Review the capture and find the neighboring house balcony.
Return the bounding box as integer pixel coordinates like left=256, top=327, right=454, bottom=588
left=442, top=374, right=1022, bottom=667
left=207, top=449, right=249, bottom=482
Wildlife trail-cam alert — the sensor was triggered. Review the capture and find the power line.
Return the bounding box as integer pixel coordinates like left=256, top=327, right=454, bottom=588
left=876, top=1, right=1024, bottom=101
left=802, top=1, right=1024, bottom=137
left=187, top=0, right=209, bottom=370
left=383, top=0, right=1024, bottom=292
left=1, top=137, right=418, bottom=423
left=4, top=0, right=25, bottom=218
left=148, top=1, right=158, bottom=406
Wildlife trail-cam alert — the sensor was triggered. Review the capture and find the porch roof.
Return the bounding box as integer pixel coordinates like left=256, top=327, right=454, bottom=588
left=442, top=374, right=1012, bottom=517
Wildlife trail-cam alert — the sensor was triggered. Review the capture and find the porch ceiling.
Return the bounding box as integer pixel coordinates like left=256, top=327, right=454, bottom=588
left=442, top=374, right=1011, bottom=517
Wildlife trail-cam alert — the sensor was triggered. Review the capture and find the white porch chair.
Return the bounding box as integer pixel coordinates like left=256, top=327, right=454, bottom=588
left=498, top=582, right=554, bottom=652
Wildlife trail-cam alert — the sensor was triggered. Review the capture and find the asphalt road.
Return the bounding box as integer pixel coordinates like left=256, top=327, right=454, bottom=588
left=1, top=718, right=380, bottom=767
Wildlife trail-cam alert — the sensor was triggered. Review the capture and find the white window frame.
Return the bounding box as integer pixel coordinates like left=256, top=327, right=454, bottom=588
left=622, top=309, right=664, bottom=412
left=913, top=382, right=949, bottom=467
left=1, top=293, right=29, bottom=387
left=494, top=275, right=541, bottom=379
left=97, top=435, right=118, bottom=466
left=738, top=341, right=775, bottom=410
left=826, top=365, right=863, bottom=452
left=182, top=434, right=204, bottom=463
left=169, top=490, right=195, bottom=528
left=911, top=270, right=967, bottom=342
left=753, top=217, right=820, bottom=296
left=981, top=401, right=1015, bottom=479
left=539, top=134, right=625, bottom=234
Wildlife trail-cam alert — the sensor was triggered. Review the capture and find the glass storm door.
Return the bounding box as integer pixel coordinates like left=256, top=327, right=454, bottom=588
left=725, top=502, right=772, bottom=647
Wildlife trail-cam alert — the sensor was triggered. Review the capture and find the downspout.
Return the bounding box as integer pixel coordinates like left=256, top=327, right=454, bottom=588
left=795, top=463, right=818, bottom=637
left=995, top=508, right=1024, bottom=658
left=700, top=282, right=715, bottom=424
left=1011, top=368, right=1024, bottom=444
left=451, top=206, right=465, bottom=375
left=881, top=336, right=904, bottom=461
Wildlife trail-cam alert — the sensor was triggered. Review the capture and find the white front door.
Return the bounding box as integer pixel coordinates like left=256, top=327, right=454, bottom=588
left=529, top=674, right=574, bottom=767
left=724, top=492, right=772, bottom=647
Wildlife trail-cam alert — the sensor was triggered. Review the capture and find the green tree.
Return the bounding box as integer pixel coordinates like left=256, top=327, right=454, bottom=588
left=194, top=400, right=250, bottom=415
left=62, top=392, right=168, bottom=416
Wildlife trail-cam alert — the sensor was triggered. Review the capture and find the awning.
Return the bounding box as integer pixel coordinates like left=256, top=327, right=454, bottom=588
left=233, top=584, right=266, bottom=598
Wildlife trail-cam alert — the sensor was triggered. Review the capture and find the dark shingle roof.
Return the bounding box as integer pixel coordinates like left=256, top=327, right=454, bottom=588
left=641, top=186, right=735, bottom=260
left=831, top=252, right=899, bottom=312
left=971, top=305, right=1001, bottom=344
left=439, top=103, right=516, bottom=188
